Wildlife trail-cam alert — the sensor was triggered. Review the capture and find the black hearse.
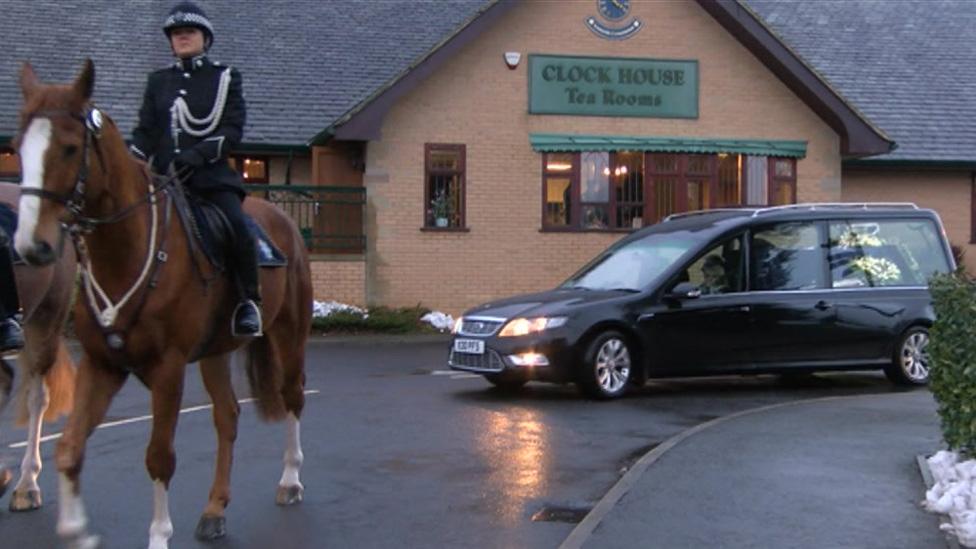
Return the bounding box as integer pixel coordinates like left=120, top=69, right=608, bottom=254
left=448, top=204, right=954, bottom=399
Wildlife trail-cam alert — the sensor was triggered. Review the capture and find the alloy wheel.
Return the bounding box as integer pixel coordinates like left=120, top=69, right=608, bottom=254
left=900, top=331, right=930, bottom=382
left=595, top=338, right=631, bottom=394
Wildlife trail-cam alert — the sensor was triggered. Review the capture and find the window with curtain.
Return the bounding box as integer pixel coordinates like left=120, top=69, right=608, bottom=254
left=542, top=151, right=799, bottom=231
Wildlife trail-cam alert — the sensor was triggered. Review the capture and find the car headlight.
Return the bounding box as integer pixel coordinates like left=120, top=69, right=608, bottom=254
left=452, top=317, right=464, bottom=334
left=498, top=316, right=568, bottom=337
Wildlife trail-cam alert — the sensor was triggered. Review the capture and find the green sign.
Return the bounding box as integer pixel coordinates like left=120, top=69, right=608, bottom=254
left=528, top=54, right=699, bottom=119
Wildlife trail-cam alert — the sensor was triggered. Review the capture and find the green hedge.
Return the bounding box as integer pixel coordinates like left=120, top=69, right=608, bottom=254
left=929, top=271, right=976, bottom=453
left=310, top=306, right=440, bottom=334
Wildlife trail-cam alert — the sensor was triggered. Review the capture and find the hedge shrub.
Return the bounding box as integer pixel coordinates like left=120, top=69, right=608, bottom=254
left=929, top=271, right=976, bottom=453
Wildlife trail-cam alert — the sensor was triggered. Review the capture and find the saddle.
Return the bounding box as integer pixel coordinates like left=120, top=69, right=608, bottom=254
left=169, top=184, right=286, bottom=271
left=0, top=203, right=24, bottom=265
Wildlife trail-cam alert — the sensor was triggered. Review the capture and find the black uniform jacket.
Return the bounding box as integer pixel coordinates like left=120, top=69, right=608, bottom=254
left=130, top=55, right=246, bottom=196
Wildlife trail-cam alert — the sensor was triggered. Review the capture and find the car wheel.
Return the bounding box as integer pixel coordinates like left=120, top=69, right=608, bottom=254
left=578, top=330, right=633, bottom=400
left=484, top=373, right=528, bottom=392
left=884, top=326, right=930, bottom=386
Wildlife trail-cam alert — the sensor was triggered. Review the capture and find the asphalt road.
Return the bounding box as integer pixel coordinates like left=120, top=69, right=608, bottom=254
left=0, top=339, right=916, bottom=548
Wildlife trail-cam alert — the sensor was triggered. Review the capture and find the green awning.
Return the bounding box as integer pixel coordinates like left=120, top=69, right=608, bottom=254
left=529, top=133, right=807, bottom=158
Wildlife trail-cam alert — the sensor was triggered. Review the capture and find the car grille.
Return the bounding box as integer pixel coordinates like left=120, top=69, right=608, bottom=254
left=449, top=349, right=505, bottom=373
left=459, top=318, right=504, bottom=336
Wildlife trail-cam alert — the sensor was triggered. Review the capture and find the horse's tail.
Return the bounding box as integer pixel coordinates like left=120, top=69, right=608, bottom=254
left=245, top=335, right=287, bottom=421
left=42, top=338, right=75, bottom=422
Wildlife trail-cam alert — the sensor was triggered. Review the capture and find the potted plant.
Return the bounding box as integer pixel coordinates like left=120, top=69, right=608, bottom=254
left=430, top=190, right=452, bottom=228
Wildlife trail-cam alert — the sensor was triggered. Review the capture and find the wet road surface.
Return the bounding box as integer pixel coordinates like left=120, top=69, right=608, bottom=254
left=0, top=339, right=919, bottom=548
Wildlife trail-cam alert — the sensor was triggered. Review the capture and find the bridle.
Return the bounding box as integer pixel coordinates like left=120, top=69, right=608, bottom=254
left=18, top=108, right=101, bottom=231
left=17, top=106, right=180, bottom=348
left=18, top=107, right=177, bottom=234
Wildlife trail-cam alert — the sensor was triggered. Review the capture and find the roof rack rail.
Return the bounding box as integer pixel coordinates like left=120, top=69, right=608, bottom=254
left=663, top=208, right=752, bottom=222
left=750, top=202, right=919, bottom=217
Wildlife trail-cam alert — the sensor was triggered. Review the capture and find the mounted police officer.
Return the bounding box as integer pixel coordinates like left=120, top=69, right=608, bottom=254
left=0, top=230, right=23, bottom=352
left=130, top=1, right=262, bottom=336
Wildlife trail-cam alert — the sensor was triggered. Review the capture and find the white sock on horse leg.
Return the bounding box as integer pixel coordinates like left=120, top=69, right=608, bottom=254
left=278, top=413, right=303, bottom=489
left=56, top=473, right=90, bottom=538
left=15, top=376, right=47, bottom=493
left=148, top=480, right=174, bottom=549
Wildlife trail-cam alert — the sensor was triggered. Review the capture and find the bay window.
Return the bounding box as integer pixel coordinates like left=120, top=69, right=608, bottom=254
left=542, top=151, right=797, bottom=231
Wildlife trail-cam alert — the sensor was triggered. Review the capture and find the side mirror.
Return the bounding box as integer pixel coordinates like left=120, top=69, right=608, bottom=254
left=666, top=282, right=702, bottom=301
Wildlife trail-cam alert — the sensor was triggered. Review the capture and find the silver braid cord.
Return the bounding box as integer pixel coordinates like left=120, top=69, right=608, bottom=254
left=171, top=67, right=232, bottom=139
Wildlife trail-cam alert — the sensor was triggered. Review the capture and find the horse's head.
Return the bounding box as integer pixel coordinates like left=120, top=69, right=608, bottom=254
left=14, top=59, right=103, bottom=266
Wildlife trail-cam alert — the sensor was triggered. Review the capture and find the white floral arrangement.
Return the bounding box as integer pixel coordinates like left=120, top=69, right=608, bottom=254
left=836, top=231, right=883, bottom=248
left=849, top=256, right=901, bottom=283
left=833, top=229, right=902, bottom=284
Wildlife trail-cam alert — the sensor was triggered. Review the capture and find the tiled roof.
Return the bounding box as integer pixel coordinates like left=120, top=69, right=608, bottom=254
left=1, top=0, right=973, bottom=163
left=0, top=0, right=492, bottom=147
left=745, top=0, right=976, bottom=163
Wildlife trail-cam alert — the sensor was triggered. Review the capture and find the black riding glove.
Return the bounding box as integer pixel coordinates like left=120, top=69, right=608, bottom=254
left=174, top=148, right=206, bottom=170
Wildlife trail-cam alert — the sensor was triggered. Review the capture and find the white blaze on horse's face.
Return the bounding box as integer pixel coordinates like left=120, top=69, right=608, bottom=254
left=14, top=117, right=52, bottom=258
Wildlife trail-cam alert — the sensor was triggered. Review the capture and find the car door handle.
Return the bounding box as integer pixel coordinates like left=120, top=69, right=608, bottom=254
left=814, top=300, right=832, bottom=311
left=737, top=305, right=751, bottom=313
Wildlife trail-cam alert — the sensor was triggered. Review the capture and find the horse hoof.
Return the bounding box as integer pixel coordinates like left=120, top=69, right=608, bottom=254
left=0, top=468, right=11, bottom=499
left=275, top=484, right=303, bottom=506
left=9, top=489, right=42, bottom=512
left=65, top=533, right=101, bottom=549
left=194, top=515, right=227, bottom=541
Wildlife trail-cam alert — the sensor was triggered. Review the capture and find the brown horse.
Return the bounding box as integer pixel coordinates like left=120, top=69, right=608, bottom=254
left=0, top=183, right=76, bottom=512
left=14, top=60, right=311, bottom=549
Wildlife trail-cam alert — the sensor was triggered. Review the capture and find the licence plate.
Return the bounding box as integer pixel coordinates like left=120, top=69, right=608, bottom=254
left=453, top=338, right=485, bottom=354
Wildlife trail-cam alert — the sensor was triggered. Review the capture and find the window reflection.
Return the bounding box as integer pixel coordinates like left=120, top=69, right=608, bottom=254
left=750, top=222, right=824, bottom=291
left=564, top=231, right=698, bottom=291
left=580, top=152, right=609, bottom=203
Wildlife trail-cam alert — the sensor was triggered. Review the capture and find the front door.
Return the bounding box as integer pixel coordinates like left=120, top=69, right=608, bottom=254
left=647, top=235, right=754, bottom=372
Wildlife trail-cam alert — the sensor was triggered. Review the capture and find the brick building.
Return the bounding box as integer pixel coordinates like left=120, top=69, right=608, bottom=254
left=1, top=1, right=974, bottom=316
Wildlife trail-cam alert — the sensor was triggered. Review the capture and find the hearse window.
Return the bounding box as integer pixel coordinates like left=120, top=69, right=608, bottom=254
left=564, top=231, right=698, bottom=291
left=750, top=222, right=825, bottom=291
left=679, top=236, right=745, bottom=295
left=828, top=219, right=951, bottom=287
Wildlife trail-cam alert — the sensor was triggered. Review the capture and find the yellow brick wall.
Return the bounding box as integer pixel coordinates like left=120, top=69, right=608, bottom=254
left=843, top=169, right=973, bottom=272
left=310, top=258, right=366, bottom=306
left=365, top=0, right=843, bottom=316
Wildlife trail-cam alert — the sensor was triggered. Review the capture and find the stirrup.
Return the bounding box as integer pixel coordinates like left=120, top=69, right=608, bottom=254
left=231, top=299, right=263, bottom=337
left=0, top=318, right=24, bottom=355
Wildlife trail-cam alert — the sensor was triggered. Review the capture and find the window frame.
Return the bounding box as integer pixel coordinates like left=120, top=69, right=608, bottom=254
left=423, top=143, right=466, bottom=231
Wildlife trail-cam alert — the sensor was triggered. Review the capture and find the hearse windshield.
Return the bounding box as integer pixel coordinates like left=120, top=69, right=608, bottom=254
left=562, top=231, right=701, bottom=291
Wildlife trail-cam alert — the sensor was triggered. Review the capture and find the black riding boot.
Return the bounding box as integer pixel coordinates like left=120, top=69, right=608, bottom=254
left=0, top=239, right=23, bottom=352
left=231, top=232, right=262, bottom=337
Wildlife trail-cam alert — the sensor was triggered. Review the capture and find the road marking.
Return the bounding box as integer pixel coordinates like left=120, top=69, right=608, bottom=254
left=430, top=370, right=481, bottom=380
left=7, top=389, right=321, bottom=449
